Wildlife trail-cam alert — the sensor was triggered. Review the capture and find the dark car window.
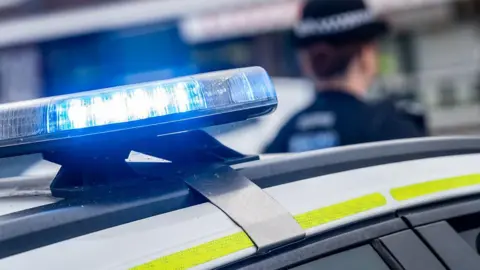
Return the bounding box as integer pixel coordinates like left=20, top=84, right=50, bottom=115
left=449, top=212, right=480, bottom=255
left=291, top=245, right=390, bottom=270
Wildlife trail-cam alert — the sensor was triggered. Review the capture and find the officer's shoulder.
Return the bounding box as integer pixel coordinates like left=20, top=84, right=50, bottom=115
left=369, top=100, right=425, bottom=138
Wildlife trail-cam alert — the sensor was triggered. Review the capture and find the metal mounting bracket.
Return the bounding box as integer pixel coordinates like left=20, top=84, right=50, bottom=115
left=183, top=164, right=305, bottom=253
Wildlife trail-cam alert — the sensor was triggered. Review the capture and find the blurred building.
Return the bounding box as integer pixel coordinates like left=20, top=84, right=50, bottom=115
left=379, top=0, right=480, bottom=135
left=0, top=0, right=479, bottom=142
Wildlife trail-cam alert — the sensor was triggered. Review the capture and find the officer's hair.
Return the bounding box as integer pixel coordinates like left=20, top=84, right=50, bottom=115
left=303, top=42, right=366, bottom=79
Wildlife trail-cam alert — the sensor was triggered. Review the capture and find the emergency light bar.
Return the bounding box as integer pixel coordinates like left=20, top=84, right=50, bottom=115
left=0, top=67, right=277, bottom=150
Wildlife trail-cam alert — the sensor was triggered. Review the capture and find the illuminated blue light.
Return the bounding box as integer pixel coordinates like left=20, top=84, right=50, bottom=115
left=48, top=81, right=206, bottom=132
left=0, top=67, right=277, bottom=144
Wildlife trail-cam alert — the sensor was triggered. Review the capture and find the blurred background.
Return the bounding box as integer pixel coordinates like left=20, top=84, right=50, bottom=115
left=0, top=0, right=479, bottom=153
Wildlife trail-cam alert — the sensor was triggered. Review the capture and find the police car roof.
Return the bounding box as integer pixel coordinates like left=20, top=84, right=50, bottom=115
left=1, top=67, right=480, bottom=269
left=2, top=137, right=480, bottom=269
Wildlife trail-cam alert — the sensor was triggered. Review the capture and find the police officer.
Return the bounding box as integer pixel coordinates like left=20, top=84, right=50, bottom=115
left=265, top=0, right=425, bottom=154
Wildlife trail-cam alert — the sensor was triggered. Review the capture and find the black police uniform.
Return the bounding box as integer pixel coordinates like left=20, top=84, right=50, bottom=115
left=265, top=90, right=424, bottom=153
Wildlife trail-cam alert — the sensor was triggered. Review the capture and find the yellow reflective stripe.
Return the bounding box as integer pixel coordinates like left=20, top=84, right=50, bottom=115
left=294, top=193, right=387, bottom=230
left=130, top=232, right=253, bottom=270
left=133, top=173, right=480, bottom=269
left=391, top=174, right=480, bottom=201
left=132, top=192, right=386, bottom=269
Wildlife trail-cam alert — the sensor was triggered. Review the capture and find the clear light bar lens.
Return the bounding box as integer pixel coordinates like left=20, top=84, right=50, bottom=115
left=0, top=67, right=276, bottom=143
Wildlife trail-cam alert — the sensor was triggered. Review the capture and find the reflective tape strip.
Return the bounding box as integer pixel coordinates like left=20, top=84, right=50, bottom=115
left=130, top=232, right=253, bottom=270
left=391, top=174, right=480, bottom=201
left=294, top=193, right=387, bottom=230
left=132, top=192, right=386, bottom=269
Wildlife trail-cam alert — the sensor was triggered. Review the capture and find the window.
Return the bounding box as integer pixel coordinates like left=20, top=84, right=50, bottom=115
left=291, top=245, right=390, bottom=270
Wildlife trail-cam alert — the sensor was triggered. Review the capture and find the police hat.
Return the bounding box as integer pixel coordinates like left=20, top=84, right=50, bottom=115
left=293, top=0, right=389, bottom=48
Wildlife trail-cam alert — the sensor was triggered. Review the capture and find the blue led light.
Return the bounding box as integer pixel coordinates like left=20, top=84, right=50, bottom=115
left=0, top=67, right=277, bottom=144
left=48, top=81, right=206, bottom=132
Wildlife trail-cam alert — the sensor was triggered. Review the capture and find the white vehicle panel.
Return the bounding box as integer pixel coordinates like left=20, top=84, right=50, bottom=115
left=0, top=203, right=252, bottom=270
left=1, top=153, right=480, bottom=269
left=267, top=153, right=480, bottom=235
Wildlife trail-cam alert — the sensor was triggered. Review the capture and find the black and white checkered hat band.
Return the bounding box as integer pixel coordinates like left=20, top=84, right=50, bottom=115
left=294, top=10, right=375, bottom=38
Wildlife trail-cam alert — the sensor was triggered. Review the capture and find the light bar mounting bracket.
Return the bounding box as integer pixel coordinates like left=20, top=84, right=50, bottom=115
left=43, top=130, right=305, bottom=252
